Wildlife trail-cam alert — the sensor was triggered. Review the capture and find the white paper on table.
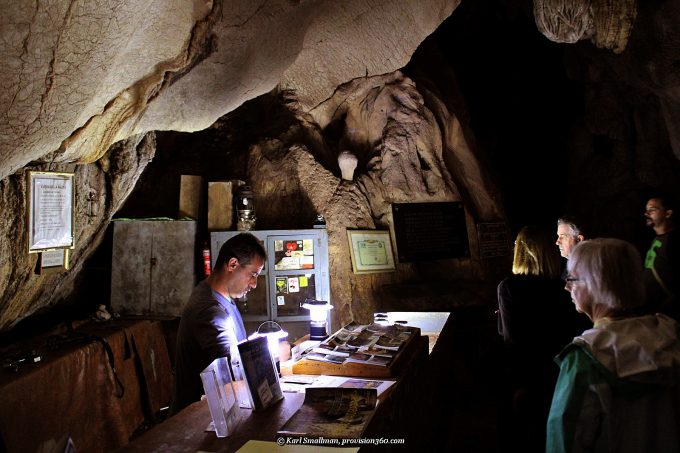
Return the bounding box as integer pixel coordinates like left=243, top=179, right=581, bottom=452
left=303, top=375, right=396, bottom=397
left=236, top=440, right=358, bottom=452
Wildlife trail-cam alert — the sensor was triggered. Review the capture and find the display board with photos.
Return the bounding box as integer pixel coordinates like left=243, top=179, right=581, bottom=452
left=274, top=274, right=317, bottom=316
left=292, top=322, right=422, bottom=378
left=274, top=238, right=315, bottom=270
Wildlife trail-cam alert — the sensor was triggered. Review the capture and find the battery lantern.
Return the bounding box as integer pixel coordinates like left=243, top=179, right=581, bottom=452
left=248, top=321, right=288, bottom=372
left=301, top=298, right=333, bottom=341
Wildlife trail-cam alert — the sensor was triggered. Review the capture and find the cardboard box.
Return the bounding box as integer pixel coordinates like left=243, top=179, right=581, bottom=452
left=178, top=175, right=203, bottom=220
left=208, top=180, right=244, bottom=231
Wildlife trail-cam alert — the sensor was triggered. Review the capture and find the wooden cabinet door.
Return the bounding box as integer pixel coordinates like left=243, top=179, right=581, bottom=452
left=111, top=220, right=196, bottom=316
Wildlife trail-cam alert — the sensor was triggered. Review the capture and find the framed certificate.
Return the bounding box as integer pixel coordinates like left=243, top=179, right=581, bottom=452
left=347, top=230, right=396, bottom=274
left=27, top=171, right=75, bottom=252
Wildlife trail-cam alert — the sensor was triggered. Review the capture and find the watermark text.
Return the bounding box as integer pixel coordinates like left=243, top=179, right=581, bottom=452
left=276, top=436, right=406, bottom=447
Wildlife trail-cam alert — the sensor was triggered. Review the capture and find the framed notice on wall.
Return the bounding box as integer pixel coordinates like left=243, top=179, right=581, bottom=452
left=27, top=171, right=75, bottom=253
left=347, top=230, right=396, bottom=274
left=37, top=248, right=70, bottom=274
left=392, top=201, right=470, bottom=262
left=476, top=222, right=512, bottom=259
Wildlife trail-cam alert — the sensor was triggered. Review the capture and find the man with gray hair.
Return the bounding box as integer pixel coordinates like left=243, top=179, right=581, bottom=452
left=555, top=215, right=585, bottom=260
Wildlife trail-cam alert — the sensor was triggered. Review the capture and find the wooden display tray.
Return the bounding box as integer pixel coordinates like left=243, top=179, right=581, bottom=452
left=292, top=326, right=423, bottom=378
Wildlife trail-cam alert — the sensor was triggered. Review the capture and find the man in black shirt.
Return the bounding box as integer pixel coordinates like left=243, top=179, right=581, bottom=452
left=170, top=233, right=266, bottom=415
left=644, top=195, right=679, bottom=320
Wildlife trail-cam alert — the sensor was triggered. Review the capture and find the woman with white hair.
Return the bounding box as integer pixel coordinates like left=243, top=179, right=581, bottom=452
left=547, top=238, right=680, bottom=452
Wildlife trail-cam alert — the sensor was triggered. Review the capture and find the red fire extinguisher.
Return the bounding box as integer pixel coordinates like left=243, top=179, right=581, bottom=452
left=202, top=242, right=211, bottom=277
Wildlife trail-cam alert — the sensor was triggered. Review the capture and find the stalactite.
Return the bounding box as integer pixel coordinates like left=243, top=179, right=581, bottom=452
left=534, top=0, right=594, bottom=44
left=533, top=0, right=637, bottom=54
left=591, top=0, right=637, bottom=54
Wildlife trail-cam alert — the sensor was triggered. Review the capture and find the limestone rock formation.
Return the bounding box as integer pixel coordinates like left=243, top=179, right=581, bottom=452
left=0, top=0, right=459, bottom=331
left=534, top=0, right=637, bottom=54
left=0, top=134, right=155, bottom=330
left=1, top=0, right=678, bottom=334
left=247, top=72, right=503, bottom=327
left=0, top=0, right=207, bottom=178
left=0, top=0, right=459, bottom=182
left=534, top=0, right=594, bottom=45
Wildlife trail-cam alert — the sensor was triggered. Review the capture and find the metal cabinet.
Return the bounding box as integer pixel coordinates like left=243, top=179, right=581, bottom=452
left=210, top=229, right=330, bottom=336
left=111, top=220, right=197, bottom=316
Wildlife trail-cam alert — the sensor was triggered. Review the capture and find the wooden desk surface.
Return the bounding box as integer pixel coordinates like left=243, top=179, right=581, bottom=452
left=120, top=336, right=429, bottom=453
left=118, top=392, right=305, bottom=453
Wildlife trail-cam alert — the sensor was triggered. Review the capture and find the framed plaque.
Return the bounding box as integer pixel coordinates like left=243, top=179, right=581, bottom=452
left=392, top=202, right=470, bottom=262
left=27, top=171, right=75, bottom=252
left=347, top=230, right=396, bottom=274
left=476, top=222, right=512, bottom=259
left=37, top=249, right=70, bottom=274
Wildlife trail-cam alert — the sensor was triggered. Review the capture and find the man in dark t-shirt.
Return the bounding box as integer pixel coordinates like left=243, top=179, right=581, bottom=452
left=170, top=233, right=266, bottom=415
left=644, top=195, right=679, bottom=320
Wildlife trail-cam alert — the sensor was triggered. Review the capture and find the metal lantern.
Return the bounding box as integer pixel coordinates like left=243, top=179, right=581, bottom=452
left=248, top=321, right=288, bottom=373
left=301, top=298, right=333, bottom=341
left=236, top=185, right=256, bottom=231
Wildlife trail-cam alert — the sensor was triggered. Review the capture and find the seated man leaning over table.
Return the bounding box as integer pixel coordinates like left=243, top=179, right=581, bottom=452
left=170, top=232, right=265, bottom=415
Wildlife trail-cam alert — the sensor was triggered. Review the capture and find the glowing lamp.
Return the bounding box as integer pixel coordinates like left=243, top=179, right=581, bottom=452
left=248, top=321, right=288, bottom=363
left=338, top=150, right=358, bottom=181
left=301, top=298, right=333, bottom=340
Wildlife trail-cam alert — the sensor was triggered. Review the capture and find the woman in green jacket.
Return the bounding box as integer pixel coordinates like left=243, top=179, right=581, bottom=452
left=546, top=238, right=680, bottom=453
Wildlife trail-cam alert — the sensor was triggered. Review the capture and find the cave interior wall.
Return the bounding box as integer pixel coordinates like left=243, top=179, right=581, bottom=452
left=1, top=0, right=679, bottom=340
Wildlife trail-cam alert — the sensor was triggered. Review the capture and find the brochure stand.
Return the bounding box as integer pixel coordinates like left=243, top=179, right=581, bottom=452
left=200, top=357, right=240, bottom=438
left=237, top=336, right=284, bottom=411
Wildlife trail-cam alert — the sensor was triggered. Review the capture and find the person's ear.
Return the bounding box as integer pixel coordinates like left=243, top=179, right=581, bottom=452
left=577, top=235, right=585, bottom=242
left=227, top=257, right=239, bottom=272
left=665, top=208, right=673, bottom=219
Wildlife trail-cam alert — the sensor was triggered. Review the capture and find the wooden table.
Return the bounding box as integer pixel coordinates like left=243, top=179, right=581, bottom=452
left=118, top=391, right=306, bottom=453
left=118, top=336, right=429, bottom=453
left=0, top=318, right=173, bottom=453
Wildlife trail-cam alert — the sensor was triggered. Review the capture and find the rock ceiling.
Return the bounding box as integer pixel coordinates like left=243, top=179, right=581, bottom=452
left=0, top=0, right=459, bottom=181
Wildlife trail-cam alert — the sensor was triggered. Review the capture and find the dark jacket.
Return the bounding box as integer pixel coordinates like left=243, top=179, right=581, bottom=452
left=497, top=274, right=590, bottom=386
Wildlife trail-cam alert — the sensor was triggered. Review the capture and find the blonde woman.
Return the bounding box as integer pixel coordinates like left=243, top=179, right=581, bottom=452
left=547, top=238, right=680, bottom=452
left=497, top=225, right=588, bottom=452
